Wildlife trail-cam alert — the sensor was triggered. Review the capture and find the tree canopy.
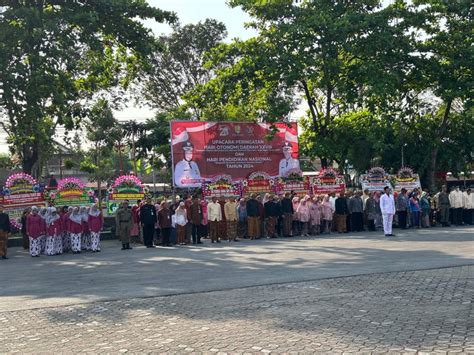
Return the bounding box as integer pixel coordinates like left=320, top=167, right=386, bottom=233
left=0, top=1, right=175, bottom=176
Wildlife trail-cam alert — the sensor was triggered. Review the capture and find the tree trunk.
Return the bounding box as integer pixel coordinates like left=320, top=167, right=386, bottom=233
left=427, top=98, right=453, bottom=191
left=428, top=147, right=439, bottom=192
left=21, top=143, right=39, bottom=177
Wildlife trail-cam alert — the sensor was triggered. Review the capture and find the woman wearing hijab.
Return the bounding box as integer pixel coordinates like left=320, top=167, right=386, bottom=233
left=88, top=204, right=103, bottom=252
left=45, top=207, right=62, bottom=256
left=61, top=206, right=72, bottom=252
left=297, top=195, right=311, bottom=237
left=172, top=202, right=188, bottom=245
left=80, top=206, right=91, bottom=251
left=420, top=192, right=431, bottom=228
left=309, top=196, right=321, bottom=236
left=409, top=192, right=421, bottom=228
left=27, top=206, right=46, bottom=257
left=292, top=196, right=301, bottom=236
left=321, top=195, right=334, bottom=234
left=69, top=207, right=83, bottom=253
left=38, top=207, right=48, bottom=254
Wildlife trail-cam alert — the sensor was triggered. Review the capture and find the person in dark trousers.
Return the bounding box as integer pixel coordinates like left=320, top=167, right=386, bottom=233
left=396, top=188, right=409, bottom=229
left=335, top=192, right=349, bottom=233
left=158, top=201, right=172, bottom=246
left=246, top=194, right=260, bottom=240
left=0, top=205, right=11, bottom=260
left=280, top=193, right=294, bottom=237
left=189, top=197, right=203, bottom=244
left=349, top=191, right=364, bottom=232
left=140, top=198, right=157, bottom=248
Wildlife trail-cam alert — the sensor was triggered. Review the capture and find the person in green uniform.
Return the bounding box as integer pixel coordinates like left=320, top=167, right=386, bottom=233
left=116, top=200, right=133, bottom=250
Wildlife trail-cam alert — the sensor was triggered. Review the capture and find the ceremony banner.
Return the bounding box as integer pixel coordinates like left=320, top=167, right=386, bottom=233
left=170, top=121, right=300, bottom=188
left=202, top=175, right=241, bottom=198
left=275, top=173, right=311, bottom=197
left=393, top=167, right=421, bottom=192
left=311, top=169, right=346, bottom=195
left=106, top=175, right=146, bottom=215
left=242, top=172, right=275, bottom=196
left=1, top=173, right=46, bottom=229
left=44, top=177, right=95, bottom=206
left=360, top=167, right=393, bottom=192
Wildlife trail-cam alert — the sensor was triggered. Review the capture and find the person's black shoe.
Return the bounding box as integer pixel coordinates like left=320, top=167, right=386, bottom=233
left=385, top=234, right=390, bottom=237
left=121, top=244, right=127, bottom=250
left=2, top=256, right=8, bottom=259
left=197, top=241, right=203, bottom=244
left=389, top=234, right=396, bottom=237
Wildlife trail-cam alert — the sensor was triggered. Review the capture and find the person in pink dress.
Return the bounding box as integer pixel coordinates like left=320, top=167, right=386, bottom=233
left=292, top=196, right=301, bottom=236
left=309, top=196, right=321, bottom=235
left=88, top=204, right=103, bottom=252
left=68, top=207, right=83, bottom=253
left=320, top=195, right=334, bottom=234
left=200, top=199, right=208, bottom=239
left=296, top=195, right=311, bottom=237
left=80, top=206, right=91, bottom=251
left=60, top=206, right=72, bottom=252
left=45, top=207, right=62, bottom=256
left=27, top=206, right=46, bottom=257
left=38, top=207, right=48, bottom=254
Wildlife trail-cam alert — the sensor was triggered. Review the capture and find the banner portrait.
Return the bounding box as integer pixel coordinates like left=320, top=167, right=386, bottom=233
left=170, top=121, right=300, bottom=188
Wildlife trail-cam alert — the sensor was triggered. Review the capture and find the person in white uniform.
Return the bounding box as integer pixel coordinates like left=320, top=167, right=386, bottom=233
left=380, top=186, right=396, bottom=237
left=279, top=142, right=300, bottom=177
left=174, top=141, right=201, bottom=187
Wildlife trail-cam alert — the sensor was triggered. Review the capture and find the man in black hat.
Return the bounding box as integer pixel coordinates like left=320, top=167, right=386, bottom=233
left=174, top=141, right=201, bottom=187
left=279, top=142, right=300, bottom=177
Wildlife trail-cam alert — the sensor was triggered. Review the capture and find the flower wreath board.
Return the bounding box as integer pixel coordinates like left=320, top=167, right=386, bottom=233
left=311, top=169, right=346, bottom=195
left=1, top=173, right=46, bottom=229
left=202, top=175, right=241, bottom=198
left=275, top=172, right=311, bottom=197
left=106, top=175, right=146, bottom=215
left=360, top=167, right=393, bottom=192
left=45, top=177, right=95, bottom=207
left=392, top=167, right=421, bottom=193
left=242, top=172, right=276, bottom=197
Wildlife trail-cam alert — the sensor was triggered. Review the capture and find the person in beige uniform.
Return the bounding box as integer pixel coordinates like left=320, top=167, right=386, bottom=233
left=224, top=197, right=238, bottom=242
left=116, top=200, right=133, bottom=250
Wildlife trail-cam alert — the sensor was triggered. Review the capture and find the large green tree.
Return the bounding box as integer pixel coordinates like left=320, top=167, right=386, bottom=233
left=195, top=0, right=413, bottom=161
left=408, top=0, right=473, bottom=189
left=141, top=19, right=228, bottom=118
left=0, top=1, right=175, bottom=176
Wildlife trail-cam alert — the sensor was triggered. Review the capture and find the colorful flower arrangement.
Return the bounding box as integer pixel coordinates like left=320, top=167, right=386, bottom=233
left=112, top=175, right=143, bottom=189
left=10, top=218, right=21, bottom=231
left=58, top=177, right=85, bottom=191
left=5, top=173, right=37, bottom=188
left=398, top=167, right=414, bottom=178
left=368, top=166, right=386, bottom=177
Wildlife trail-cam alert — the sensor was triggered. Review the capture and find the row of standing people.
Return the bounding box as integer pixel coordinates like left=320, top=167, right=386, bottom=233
left=21, top=205, right=103, bottom=257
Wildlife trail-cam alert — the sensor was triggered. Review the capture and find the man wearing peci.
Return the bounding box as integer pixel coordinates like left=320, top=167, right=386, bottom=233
left=279, top=141, right=300, bottom=177
left=174, top=141, right=202, bottom=187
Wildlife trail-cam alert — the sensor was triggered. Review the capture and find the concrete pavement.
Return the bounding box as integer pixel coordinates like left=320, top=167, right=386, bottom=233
left=1, top=226, right=473, bottom=312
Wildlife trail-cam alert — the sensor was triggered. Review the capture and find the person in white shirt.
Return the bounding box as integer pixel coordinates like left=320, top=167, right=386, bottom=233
left=380, top=186, right=396, bottom=237
left=463, top=188, right=473, bottom=225
left=207, top=197, right=222, bottom=243
left=449, top=187, right=464, bottom=225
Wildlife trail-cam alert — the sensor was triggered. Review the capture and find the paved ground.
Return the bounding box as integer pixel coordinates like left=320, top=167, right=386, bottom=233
left=0, top=226, right=473, bottom=353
